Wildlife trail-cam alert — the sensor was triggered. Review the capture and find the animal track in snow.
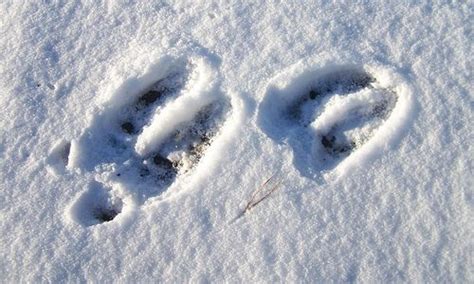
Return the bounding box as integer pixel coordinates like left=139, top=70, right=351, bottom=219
left=66, top=56, right=230, bottom=226
left=258, top=64, right=414, bottom=180
left=68, top=181, right=123, bottom=227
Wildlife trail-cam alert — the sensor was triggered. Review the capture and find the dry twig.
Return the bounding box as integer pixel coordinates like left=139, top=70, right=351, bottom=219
left=242, top=174, right=281, bottom=215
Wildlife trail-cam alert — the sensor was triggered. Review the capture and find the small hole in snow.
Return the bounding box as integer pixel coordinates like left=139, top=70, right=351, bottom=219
left=121, top=121, right=135, bottom=134
left=137, top=90, right=164, bottom=109
left=93, top=207, right=119, bottom=223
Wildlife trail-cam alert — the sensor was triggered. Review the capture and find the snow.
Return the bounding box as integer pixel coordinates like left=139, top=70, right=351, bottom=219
left=1, top=1, right=472, bottom=282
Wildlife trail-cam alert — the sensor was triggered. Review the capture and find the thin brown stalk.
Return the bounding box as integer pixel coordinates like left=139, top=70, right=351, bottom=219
left=242, top=174, right=281, bottom=215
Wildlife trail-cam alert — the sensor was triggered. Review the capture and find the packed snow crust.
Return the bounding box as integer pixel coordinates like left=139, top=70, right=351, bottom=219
left=0, top=1, right=472, bottom=282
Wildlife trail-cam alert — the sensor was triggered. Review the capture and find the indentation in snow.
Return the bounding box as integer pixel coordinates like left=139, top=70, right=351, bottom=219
left=67, top=181, right=124, bottom=227
left=66, top=54, right=234, bottom=225
left=258, top=63, right=414, bottom=181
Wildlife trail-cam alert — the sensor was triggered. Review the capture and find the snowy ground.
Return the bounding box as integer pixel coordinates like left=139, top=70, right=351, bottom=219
left=1, top=1, right=472, bottom=282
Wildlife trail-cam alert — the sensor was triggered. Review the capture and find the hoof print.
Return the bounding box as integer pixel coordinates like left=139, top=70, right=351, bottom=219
left=67, top=56, right=231, bottom=223
left=258, top=64, right=413, bottom=179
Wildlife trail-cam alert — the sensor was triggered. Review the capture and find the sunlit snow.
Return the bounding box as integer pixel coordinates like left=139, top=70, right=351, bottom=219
left=0, top=1, right=472, bottom=282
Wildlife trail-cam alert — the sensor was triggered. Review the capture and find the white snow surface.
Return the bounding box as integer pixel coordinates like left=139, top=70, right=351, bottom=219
left=1, top=1, right=472, bottom=282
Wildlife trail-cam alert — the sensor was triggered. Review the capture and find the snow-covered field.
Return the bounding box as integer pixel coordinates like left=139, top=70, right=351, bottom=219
left=1, top=1, right=472, bottom=282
